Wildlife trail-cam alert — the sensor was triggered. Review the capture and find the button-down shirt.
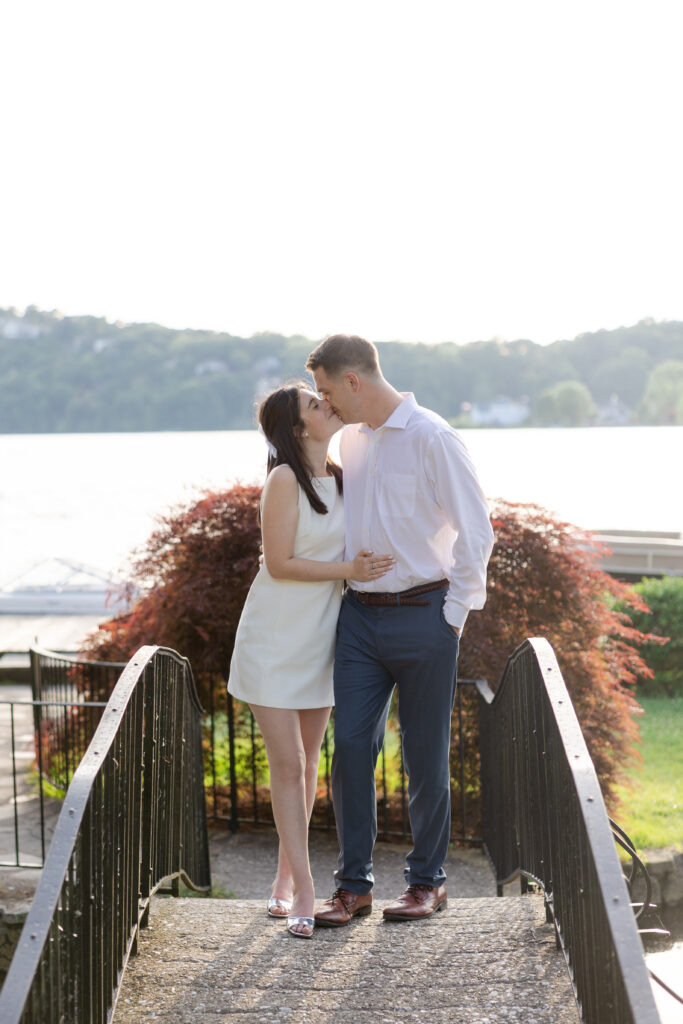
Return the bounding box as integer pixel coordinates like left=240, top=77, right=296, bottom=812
left=340, top=393, right=494, bottom=631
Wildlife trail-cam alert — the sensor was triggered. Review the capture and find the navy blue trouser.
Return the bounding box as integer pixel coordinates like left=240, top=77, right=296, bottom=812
left=331, top=587, right=460, bottom=894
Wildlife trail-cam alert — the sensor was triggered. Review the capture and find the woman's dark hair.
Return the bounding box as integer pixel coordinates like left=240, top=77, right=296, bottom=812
left=258, top=382, right=342, bottom=514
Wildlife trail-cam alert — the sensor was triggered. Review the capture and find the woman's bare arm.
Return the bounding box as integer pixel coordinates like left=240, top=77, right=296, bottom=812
left=261, top=465, right=394, bottom=583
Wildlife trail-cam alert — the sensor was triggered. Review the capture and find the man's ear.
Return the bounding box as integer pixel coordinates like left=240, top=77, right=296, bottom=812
left=345, top=372, right=360, bottom=392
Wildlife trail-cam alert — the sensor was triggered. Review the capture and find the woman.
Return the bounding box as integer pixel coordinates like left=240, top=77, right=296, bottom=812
left=227, top=383, right=394, bottom=938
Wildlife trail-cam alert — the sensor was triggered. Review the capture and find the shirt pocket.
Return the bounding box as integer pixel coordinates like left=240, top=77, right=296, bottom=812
left=378, top=472, right=416, bottom=518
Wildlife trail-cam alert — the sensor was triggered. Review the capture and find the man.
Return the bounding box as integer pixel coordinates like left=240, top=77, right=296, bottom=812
left=306, top=334, right=494, bottom=925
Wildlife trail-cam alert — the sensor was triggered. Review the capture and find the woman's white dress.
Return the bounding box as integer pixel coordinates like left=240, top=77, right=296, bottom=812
left=227, top=477, right=344, bottom=709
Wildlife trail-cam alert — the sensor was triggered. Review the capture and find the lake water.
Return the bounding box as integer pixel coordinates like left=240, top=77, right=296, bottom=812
left=1, top=425, right=682, bottom=584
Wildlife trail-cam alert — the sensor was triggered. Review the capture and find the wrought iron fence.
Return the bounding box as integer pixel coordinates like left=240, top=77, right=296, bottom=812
left=29, top=646, right=125, bottom=792
left=0, top=698, right=106, bottom=869
left=0, top=646, right=211, bottom=1024
left=26, top=646, right=484, bottom=847
left=205, top=679, right=483, bottom=843
left=29, top=645, right=125, bottom=705
left=477, top=637, right=660, bottom=1024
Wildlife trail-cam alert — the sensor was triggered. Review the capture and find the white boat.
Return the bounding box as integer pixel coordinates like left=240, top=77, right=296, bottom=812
left=0, top=559, right=137, bottom=670
left=0, top=558, right=133, bottom=615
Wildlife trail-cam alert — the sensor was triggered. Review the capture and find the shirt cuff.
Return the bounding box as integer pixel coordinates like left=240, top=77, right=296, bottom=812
left=443, top=597, right=469, bottom=632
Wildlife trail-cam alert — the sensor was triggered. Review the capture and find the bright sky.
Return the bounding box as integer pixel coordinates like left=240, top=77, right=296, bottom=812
left=2, top=0, right=682, bottom=345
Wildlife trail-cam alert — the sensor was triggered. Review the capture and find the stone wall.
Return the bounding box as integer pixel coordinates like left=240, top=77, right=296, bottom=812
left=0, top=903, right=30, bottom=988
left=644, top=848, right=683, bottom=910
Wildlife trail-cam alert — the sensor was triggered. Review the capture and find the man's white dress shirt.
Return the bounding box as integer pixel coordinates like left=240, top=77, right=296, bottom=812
left=340, top=393, right=494, bottom=631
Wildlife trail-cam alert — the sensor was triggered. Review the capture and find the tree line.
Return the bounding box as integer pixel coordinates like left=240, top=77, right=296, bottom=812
left=1, top=306, right=682, bottom=432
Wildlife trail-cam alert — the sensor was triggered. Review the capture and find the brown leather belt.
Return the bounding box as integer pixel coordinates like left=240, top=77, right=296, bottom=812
left=351, top=579, right=448, bottom=607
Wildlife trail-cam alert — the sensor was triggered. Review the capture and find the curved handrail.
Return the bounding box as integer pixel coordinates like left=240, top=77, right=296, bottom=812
left=609, top=819, right=653, bottom=921
left=477, top=637, right=660, bottom=1024
left=0, top=645, right=211, bottom=1024
left=28, top=645, right=130, bottom=795
left=29, top=642, right=128, bottom=670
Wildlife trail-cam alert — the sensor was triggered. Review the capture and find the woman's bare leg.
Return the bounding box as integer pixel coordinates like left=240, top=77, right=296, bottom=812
left=271, top=846, right=293, bottom=904
left=270, top=707, right=331, bottom=904
left=299, top=706, right=332, bottom=820
left=249, top=705, right=330, bottom=934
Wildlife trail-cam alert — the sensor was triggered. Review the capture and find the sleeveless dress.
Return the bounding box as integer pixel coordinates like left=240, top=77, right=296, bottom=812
left=227, top=476, right=345, bottom=709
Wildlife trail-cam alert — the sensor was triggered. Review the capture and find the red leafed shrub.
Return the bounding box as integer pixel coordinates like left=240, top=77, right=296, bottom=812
left=81, top=485, right=262, bottom=704
left=460, top=501, right=656, bottom=804
left=83, top=489, right=655, bottom=806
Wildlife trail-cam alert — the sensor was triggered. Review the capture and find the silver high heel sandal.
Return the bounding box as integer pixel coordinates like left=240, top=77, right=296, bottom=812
left=287, top=916, right=314, bottom=939
left=267, top=897, right=292, bottom=918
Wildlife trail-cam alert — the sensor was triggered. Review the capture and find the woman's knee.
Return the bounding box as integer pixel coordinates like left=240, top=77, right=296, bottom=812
left=269, top=746, right=307, bottom=785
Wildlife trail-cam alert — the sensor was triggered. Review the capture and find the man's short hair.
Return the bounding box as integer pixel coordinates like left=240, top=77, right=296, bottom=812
left=306, top=334, right=380, bottom=378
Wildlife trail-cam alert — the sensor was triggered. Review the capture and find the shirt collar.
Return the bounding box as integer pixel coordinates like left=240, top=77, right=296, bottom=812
left=359, top=393, right=417, bottom=435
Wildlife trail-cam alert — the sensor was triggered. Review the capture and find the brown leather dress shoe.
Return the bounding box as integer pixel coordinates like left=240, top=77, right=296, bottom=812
left=382, top=883, right=447, bottom=921
left=314, top=888, right=373, bottom=927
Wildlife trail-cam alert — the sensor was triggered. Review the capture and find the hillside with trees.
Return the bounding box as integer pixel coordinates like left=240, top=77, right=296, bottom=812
left=1, top=306, right=682, bottom=432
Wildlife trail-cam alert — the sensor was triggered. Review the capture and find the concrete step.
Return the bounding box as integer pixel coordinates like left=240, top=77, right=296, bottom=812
left=112, top=895, right=580, bottom=1024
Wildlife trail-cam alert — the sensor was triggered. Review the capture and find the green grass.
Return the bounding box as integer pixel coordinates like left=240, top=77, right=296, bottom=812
left=29, top=767, right=67, bottom=800
left=615, top=697, right=683, bottom=850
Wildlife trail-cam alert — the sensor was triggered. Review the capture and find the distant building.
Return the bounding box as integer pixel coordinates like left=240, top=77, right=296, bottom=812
left=92, top=337, right=117, bottom=353
left=195, top=360, right=229, bottom=376
left=596, top=394, right=631, bottom=426
left=0, top=317, right=41, bottom=340
left=469, top=396, right=531, bottom=427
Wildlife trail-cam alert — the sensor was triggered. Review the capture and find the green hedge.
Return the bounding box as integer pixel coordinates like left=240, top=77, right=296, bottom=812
left=630, top=576, right=683, bottom=696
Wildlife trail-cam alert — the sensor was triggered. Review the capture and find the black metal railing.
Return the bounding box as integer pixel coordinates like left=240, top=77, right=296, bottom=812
left=0, top=646, right=211, bottom=1024
left=23, top=647, right=484, bottom=847
left=0, top=698, right=106, bottom=869
left=30, top=645, right=126, bottom=705
left=205, top=677, right=483, bottom=843
left=477, top=637, right=660, bottom=1024
left=30, top=646, right=125, bottom=792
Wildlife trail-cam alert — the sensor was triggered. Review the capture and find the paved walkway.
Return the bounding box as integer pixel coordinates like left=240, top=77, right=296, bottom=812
left=207, top=827, right=498, bottom=902
left=112, top=894, right=580, bottom=1024
left=113, top=830, right=580, bottom=1023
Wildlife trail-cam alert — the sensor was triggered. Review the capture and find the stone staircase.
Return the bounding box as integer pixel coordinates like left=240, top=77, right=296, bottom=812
left=112, top=894, right=580, bottom=1024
